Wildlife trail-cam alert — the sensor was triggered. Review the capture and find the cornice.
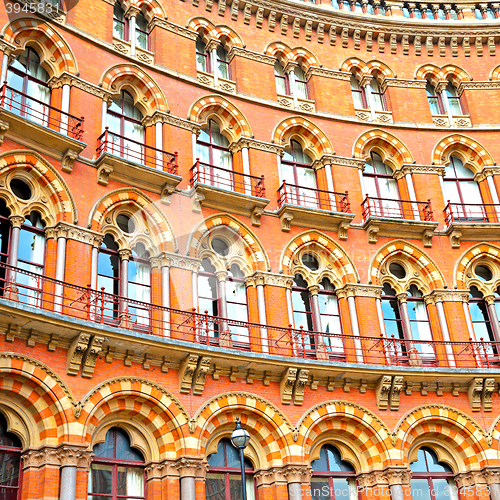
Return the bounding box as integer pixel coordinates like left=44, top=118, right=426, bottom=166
left=48, top=72, right=113, bottom=100
left=230, top=137, right=285, bottom=155
left=158, top=252, right=202, bottom=271
left=228, top=46, right=276, bottom=65
left=400, top=164, right=446, bottom=176
left=149, top=18, right=198, bottom=40
left=45, top=222, right=104, bottom=247
left=426, top=289, right=470, bottom=303
left=330, top=156, right=366, bottom=168
left=336, top=284, right=383, bottom=299
left=382, top=78, right=428, bottom=89
left=22, top=444, right=92, bottom=469
left=247, top=271, right=294, bottom=288
left=459, top=81, right=500, bottom=93
left=142, top=111, right=200, bottom=132
left=305, top=66, right=351, bottom=81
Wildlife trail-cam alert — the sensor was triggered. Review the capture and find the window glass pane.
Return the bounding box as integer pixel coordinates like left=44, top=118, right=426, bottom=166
left=311, top=478, right=331, bottom=500
left=414, top=8, right=422, bottom=18
left=410, top=479, right=432, bottom=500
left=0, top=453, right=20, bottom=487
left=89, top=464, right=113, bottom=494
left=426, top=8, right=434, bottom=18
left=368, top=80, right=384, bottom=111
left=367, top=3, right=374, bottom=13
left=450, top=9, right=458, bottom=18
left=117, top=467, right=144, bottom=497
left=475, top=8, right=483, bottom=18
left=332, top=479, right=351, bottom=500
left=205, top=473, right=225, bottom=500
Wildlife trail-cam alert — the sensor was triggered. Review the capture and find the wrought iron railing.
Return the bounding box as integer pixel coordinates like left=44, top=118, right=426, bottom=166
left=0, top=82, right=84, bottom=140
left=362, top=196, right=434, bottom=221
left=278, top=181, right=351, bottom=212
left=97, top=128, right=178, bottom=174
left=0, top=260, right=498, bottom=368
left=190, top=159, right=266, bottom=198
left=444, top=202, right=500, bottom=224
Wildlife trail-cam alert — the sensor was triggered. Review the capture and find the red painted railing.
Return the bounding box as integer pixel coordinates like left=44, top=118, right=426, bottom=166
left=97, top=128, right=178, bottom=174
left=0, top=260, right=498, bottom=368
left=190, top=159, right=265, bottom=198
left=362, top=196, right=434, bottom=222
left=0, top=82, right=84, bottom=140
left=444, top=202, right=500, bottom=224
left=278, top=181, right=351, bottom=212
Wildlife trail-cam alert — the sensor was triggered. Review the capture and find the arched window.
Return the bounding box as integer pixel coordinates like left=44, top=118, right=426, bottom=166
left=107, top=90, right=145, bottom=162
left=198, top=257, right=219, bottom=318
left=363, top=152, right=400, bottom=217
left=89, top=427, right=145, bottom=500
left=381, top=283, right=405, bottom=345
left=469, top=286, right=497, bottom=343
left=274, top=62, right=289, bottom=95
left=7, top=48, right=51, bottom=126
left=350, top=76, right=367, bottom=109
left=0, top=412, right=22, bottom=500
left=281, top=140, right=317, bottom=207
left=426, top=81, right=444, bottom=115
left=113, top=3, right=127, bottom=40
left=206, top=438, right=255, bottom=500
left=196, top=36, right=210, bottom=73
left=367, top=78, right=386, bottom=111
left=135, top=13, right=149, bottom=50
left=216, top=45, right=230, bottom=80
left=0, top=200, right=12, bottom=291
left=226, top=264, right=249, bottom=344
left=444, top=83, right=462, bottom=115
left=292, top=273, right=315, bottom=351
left=294, top=66, right=309, bottom=100
left=128, top=244, right=151, bottom=327
left=318, top=278, right=344, bottom=355
left=407, top=285, right=434, bottom=356
left=17, top=212, right=45, bottom=305
left=97, top=234, right=120, bottom=319
left=311, top=444, right=357, bottom=500
left=410, top=447, right=457, bottom=500
left=195, top=119, right=233, bottom=189
left=442, top=156, right=483, bottom=221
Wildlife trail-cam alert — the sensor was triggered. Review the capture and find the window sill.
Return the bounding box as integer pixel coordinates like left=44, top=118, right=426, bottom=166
left=355, top=108, right=393, bottom=124
left=196, top=71, right=236, bottom=94
left=277, top=94, right=316, bottom=113
left=431, top=114, right=472, bottom=127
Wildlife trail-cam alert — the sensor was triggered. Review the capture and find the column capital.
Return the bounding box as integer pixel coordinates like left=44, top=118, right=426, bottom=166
left=215, top=270, right=228, bottom=282
left=336, top=284, right=383, bottom=299
left=396, top=292, right=408, bottom=303
left=118, top=249, right=132, bottom=261
left=124, top=5, right=141, bottom=19
left=281, top=463, right=313, bottom=483
left=174, top=456, right=208, bottom=478
left=308, top=285, right=320, bottom=296
left=22, top=443, right=92, bottom=469
left=45, top=222, right=103, bottom=246
left=254, top=467, right=287, bottom=487
left=247, top=271, right=293, bottom=288
left=356, top=467, right=411, bottom=487
left=9, top=215, right=25, bottom=229
left=426, top=289, right=470, bottom=303
left=145, top=458, right=179, bottom=480
left=155, top=252, right=201, bottom=271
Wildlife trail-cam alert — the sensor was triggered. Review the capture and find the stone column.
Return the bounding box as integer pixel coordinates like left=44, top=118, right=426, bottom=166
left=54, top=228, right=67, bottom=313
left=485, top=294, right=500, bottom=342
left=207, top=40, right=220, bottom=87
left=60, top=83, right=71, bottom=135
left=347, top=294, right=364, bottom=363
left=286, top=63, right=299, bottom=108
left=216, top=270, right=230, bottom=347
left=483, top=468, right=500, bottom=500
left=5, top=215, right=24, bottom=298
left=161, top=258, right=171, bottom=335
left=282, top=464, right=312, bottom=500
left=118, top=248, right=132, bottom=328
left=175, top=457, right=208, bottom=500
left=125, top=6, right=140, bottom=56
left=57, top=444, right=93, bottom=500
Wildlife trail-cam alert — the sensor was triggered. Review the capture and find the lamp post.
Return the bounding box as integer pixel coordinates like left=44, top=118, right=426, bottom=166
left=231, top=416, right=250, bottom=500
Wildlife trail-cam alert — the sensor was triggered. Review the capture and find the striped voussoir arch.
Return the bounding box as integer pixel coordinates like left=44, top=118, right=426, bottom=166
left=281, top=231, right=358, bottom=284
left=369, top=240, right=445, bottom=288
left=189, top=95, right=252, bottom=139
left=414, top=64, right=443, bottom=86
left=339, top=57, right=364, bottom=76
left=192, top=392, right=294, bottom=466
left=393, top=406, right=489, bottom=468
left=135, top=0, right=165, bottom=19
left=297, top=401, right=392, bottom=466
left=339, top=58, right=394, bottom=79
left=88, top=188, right=176, bottom=253
left=0, top=150, right=76, bottom=224
left=440, top=65, right=471, bottom=85
left=2, top=19, right=77, bottom=76
left=186, top=17, right=217, bottom=41
left=432, top=134, right=494, bottom=171
left=489, top=64, right=500, bottom=81
left=100, top=64, right=167, bottom=114
left=272, top=116, right=334, bottom=157
left=265, top=41, right=295, bottom=66
left=415, top=64, right=471, bottom=86
left=0, top=354, right=74, bottom=444
left=187, top=214, right=269, bottom=271
left=352, top=129, right=414, bottom=166
left=289, top=47, right=320, bottom=70
left=80, top=378, right=189, bottom=458
left=364, top=60, right=396, bottom=79
left=455, top=243, right=500, bottom=289
left=213, top=25, right=244, bottom=48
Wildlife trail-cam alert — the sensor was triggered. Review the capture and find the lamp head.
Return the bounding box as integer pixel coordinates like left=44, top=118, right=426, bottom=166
left=230, top=417, right=250, bottom=449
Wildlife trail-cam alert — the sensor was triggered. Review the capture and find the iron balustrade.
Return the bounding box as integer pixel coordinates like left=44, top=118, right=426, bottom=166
left=444, top=201, right=500, bottom=224
left=277, top=181, right=351, bottom=212
left=0, top=260, right=498, bottom=368
left=362, top=195, right=434, bottom=221
left=0, top=82, right=84, bottom=140
left=190, top=159, right=266, bottom=197
left=97, top=127, right=178, bottom=174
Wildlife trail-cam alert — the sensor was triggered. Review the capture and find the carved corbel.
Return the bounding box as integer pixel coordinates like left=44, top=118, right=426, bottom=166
left=179, top=354, right=199, bottom=394
left=389, top=376, right=404, bottom=411
left=449, top=229, right=461, bottom=249
left=160, top=184, right=175, bottom=205
left=0, top=119, right=9, bottom=145
left=251, top=206, right=264, bottom=227
left=338, top=220, right=349, bottom=241
left=293, top=369, right=309, bottom=405
left=482, top=378, right=495, bottom=411
left=376, top=375, right=392, bottom=410
left=192, top=356, right=211, bottom=396
left=97, top=164, right=113, bottom=186
left=422, top=229, right=434, bottom=248
left=67, top=333, right=92, bottom=376
left=190, top=192, right=205, bottom=213
left=81, top=335, right=105, bottom=378
left=367, top=225, right=379, bottom=244
left=468, top=378, right=484, bottom=411
left=280, top=367, right=297, bottom=405
left=61, top=149, right=79, bottom=173
left=279, top=210, right=293, bottom=232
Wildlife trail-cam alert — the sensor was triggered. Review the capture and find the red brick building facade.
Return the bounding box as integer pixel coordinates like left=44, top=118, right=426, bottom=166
left=0, top=0, right=500, bottom=500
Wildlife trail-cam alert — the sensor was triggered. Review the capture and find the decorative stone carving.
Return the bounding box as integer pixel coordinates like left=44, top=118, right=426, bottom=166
left=81, top=335, right=105, bottom=378
left=367, top=225, right=379, bottom=244
left=192, top=356, right=211, bottom=396
left=468, top=378, right=484, bottom=412
left=251, top=206, right=264, bottom=227
left=279, top=210, right=294, bottom=232
left=97, top=164, right=113, bottom=186
left=174, top=457, right=208, bottom=478
left=449, top=229, right=462, bottom=249
left=293, top=369, right=309, bottom=405
left=179, top=354, right=199, bottom=394
left=0, top=119, right=10, bottom=145
left=280, top=367, right=297, bottom=405
left=389, top=376, right=404, bottom=411
left=376, top=375, right=392, bottom=410
left=482, top=378, right=495, bottom=412
left=67, top=333, right=91, bottom=376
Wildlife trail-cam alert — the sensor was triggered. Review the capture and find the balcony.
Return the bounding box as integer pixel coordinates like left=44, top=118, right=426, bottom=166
left=361, top=196, right=438, bottom=245
left=0, top=83, right=86, bottom=161
left=277, top=181, right=354, bottom=237
left=95, top=128, right=182, bottom=202
left=443, top=202, right=500, bottom=247
left=189, top=160, right=269, bottom=225
left=0, top=261, right=498, bottom=373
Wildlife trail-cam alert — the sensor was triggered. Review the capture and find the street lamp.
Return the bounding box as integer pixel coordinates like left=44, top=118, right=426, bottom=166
left=231, top=416, right=251, bottom=500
